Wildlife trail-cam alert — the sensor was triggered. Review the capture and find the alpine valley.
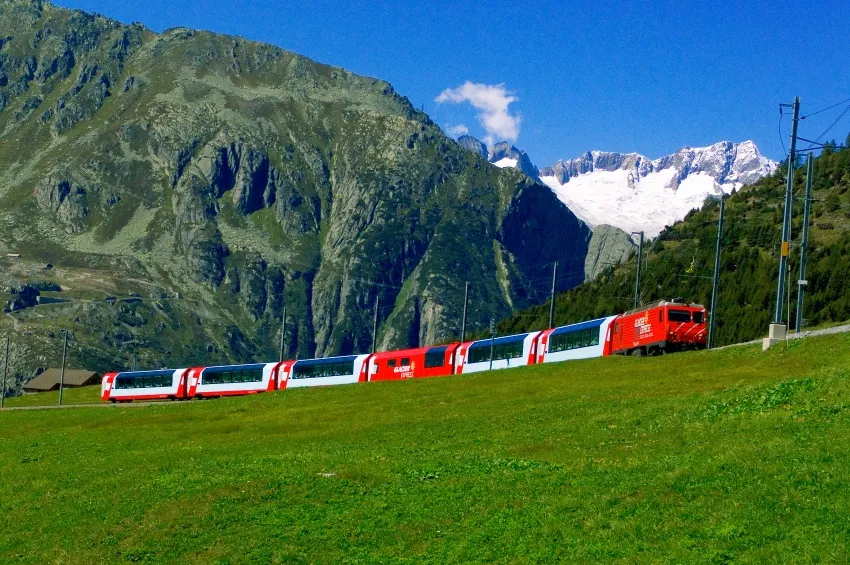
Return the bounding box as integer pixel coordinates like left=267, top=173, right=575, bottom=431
left=0, top=0, right=596, bottom=386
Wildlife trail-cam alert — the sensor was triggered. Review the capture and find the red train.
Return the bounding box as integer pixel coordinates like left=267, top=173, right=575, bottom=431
left=610, top=301, right=707, bottom=356
left=102, top=300, right=707, bottom=401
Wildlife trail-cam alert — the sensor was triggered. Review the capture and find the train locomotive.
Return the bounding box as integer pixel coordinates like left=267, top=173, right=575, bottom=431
left=102, top=300, right=707, bottom=402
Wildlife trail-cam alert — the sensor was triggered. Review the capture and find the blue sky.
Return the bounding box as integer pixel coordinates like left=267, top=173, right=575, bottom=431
left=56, top=0, right=850, bottom=165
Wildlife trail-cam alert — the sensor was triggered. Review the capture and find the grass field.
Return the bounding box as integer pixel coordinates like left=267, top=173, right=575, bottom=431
left=2, top=334, right=850, bottom=563
left=4, top=385, right=102, bottom=408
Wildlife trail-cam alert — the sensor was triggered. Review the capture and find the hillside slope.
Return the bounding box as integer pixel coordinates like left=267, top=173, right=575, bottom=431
left=0, top=1, right=590, bottom=383
left=499, top=143, right=850, bottom=346
left=1, top=332, right=849, bottom=562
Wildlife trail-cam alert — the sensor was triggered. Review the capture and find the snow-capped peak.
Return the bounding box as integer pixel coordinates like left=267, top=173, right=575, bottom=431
left=539, top=141, right=777, bottom=237
left=451, top=135, right=777, bottom=238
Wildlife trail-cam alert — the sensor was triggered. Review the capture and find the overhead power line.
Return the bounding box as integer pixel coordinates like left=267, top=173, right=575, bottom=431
left=813, top=102, right=850, bottom=144
left=800, top=96, right=850, bottom=120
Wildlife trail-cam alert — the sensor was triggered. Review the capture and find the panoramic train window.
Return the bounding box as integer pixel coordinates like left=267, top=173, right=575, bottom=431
left=548, top=328, right=598, bottom=353
left=202, top=368, right=263, bottom=385
left=292, top=360, right=355, bottom=379
left=115, top=372, right=173, bottom=389
left=668, top=310, right=692, bottom=322
left=468, top=339, right=524, bottom=363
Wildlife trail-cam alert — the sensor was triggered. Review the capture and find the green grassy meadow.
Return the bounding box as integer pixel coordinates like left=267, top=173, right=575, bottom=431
left=2, top=333, right=850, bottom=563
left=4, top=385, right=102, bottom=408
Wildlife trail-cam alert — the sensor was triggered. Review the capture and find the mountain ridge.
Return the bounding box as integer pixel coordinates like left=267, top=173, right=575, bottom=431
left=458, top=135, right=778, bottom=236
left=0, top=0, right=591, bottom=385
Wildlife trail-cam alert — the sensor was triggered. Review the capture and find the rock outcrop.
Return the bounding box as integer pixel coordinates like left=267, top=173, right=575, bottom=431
left=584, top=225, right=635, bottom=282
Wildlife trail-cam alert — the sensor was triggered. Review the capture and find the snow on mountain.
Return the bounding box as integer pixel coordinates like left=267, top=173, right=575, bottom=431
left=538, top=141, right=777, bottom=237
left=454, top=135, right=777, bottom=238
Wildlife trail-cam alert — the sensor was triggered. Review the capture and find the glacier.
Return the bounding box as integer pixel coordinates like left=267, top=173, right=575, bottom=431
left=487, top=140, right=777, bottom=237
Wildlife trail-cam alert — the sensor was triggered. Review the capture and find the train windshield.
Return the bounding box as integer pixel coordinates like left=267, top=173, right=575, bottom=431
left=668, top=310, right=692, bottom=322
left=693, top=311, right=705, bottom=323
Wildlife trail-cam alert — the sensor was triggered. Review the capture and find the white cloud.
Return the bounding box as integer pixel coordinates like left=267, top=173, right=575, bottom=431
left=435, top=81, right=521, bottom=146
left=445, top=124, right=469, bottom=138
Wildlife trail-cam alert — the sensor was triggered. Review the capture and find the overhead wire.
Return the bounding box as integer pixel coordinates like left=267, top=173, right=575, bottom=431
left=800, top=96, right=850, bottom=120
left=813, top=101, right=850, bottom=144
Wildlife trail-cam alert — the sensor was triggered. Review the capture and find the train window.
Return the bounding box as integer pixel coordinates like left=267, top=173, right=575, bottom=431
left=201, top=367, right=264, bottom=385
left=492, top=340, right=523, bottom=360
left=468, top=345, right=490, bottom=364
left=548, top=327, right=601, bottom=353
left=659, top=310, right=663, bottom=322
left=669, top=310, right=691, bottom=322
left=388, top=359, right=397, bottom=368
left=693, top=311, right=705, bottom=324
left=425, top=350, right=444, bottom=368
left=401, top=358, right=410, bottom=366
left=292, top=360, right=354, bottom=379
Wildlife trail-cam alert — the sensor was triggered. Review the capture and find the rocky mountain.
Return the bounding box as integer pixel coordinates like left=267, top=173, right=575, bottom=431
left=583, top=225, right=635, bottom=282
left=457, top=135, right=777, bottom=238
left=456, top=135, right=486, bottom=159
left=0, top=0, right=592, bottom=386
left=488, top=142, right=539, bottom=178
